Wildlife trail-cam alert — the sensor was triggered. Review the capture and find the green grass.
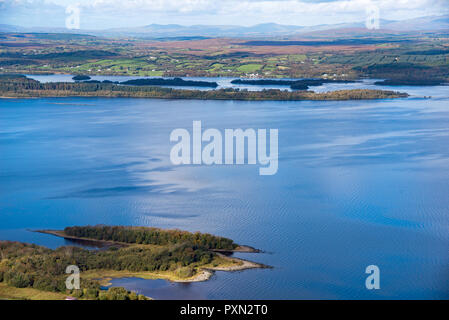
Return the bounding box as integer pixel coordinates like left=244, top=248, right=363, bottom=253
left=0, top=283, right=68, bottom=300
left=2, top=32, right=447, bottom=80
left=81, top=254, right=240, bottom=285
left=237, top=64, right=263, bottom=73
left=289, top=54, right=307, bottom=62
left=207, top=63, right=224, bottom=72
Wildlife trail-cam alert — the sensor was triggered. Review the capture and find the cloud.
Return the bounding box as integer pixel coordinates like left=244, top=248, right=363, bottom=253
left=1, top=0, right=448, bottom=28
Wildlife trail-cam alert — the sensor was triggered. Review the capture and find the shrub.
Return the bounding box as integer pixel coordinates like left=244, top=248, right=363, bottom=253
left=5, top=271, right=32, bottom=288
left=176, top=266, right=195, bottom=278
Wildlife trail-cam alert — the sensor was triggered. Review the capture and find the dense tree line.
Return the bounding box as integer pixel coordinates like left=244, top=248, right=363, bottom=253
left=0, top=239, right=219, bottom=299
left=0, top=75, right=408, bottom=100
left=354, top=63, right=449, bottom=84
left=72, top=75, right=91, bottom=81
left=289, top=79, right=355, bottom=90
left=0, top=241, right=148, bottom=299
left=374, top=79, right=446, bottom=86
left=121, top=77, right=218, bottom=87
left=64, top=225, right=237, bottom=250
left=231, top=78, right=355, bottom=90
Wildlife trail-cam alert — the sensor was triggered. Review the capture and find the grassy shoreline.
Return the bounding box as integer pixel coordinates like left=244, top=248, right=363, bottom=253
left=0, top=283, right=68, bottom=300
left=83, top=253, right=265, bottom=286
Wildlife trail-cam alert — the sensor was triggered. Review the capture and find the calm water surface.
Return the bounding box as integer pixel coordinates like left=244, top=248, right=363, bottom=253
left=1, top=83, right=449, bottom=299
left=26, top=74, right=299, bottom=91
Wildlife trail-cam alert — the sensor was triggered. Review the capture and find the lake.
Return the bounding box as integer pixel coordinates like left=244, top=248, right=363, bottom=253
left=1, top=83, right=449, bottom=299
left=26, top=74, right=417, bottom=93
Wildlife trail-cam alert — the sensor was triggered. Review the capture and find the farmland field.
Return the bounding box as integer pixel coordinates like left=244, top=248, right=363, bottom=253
left=0, top=32, right=448, bottom=82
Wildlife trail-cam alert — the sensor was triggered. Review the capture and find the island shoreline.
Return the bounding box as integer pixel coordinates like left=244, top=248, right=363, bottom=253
left=33, top=229, right=269, bottom=284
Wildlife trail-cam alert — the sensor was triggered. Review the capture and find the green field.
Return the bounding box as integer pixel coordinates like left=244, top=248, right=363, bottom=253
left=236, top=64, right=264, bottom=73
left=0, top=32, right=448, bottom=81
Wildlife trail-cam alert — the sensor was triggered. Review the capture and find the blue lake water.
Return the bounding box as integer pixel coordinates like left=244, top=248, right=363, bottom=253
left=1, top=83, right=449, bottom=299
left=26, top=74, right=413, bottom=93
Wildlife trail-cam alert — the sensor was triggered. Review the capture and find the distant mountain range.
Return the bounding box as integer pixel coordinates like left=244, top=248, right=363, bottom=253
left=1, top=14, right=448, bottom=39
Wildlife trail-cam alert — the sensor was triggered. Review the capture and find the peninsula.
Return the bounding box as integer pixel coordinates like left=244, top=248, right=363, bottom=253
left=0, top=225, right=266, bottom=300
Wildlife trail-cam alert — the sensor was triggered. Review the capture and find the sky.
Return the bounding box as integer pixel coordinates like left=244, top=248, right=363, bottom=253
left=0, top=0, right=448, bottom=29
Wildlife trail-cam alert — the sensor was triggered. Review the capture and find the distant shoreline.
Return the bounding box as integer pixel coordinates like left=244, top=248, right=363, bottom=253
left=0, top=88, right=410, bottom=101
left=0, top=75, right=409, bottom=101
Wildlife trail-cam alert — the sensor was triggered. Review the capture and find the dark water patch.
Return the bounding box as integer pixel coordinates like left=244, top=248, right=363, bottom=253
left=47, top=184, right=183, bottom=199
left=142, top=212, right=200, bottom=219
